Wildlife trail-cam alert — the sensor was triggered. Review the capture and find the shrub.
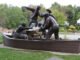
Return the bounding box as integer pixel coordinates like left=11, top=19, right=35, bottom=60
left=68, top=25, right=76, bottom=32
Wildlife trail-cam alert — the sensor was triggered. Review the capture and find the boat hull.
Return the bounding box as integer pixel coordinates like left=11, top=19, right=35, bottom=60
left=3, top=34, right=80, bottom=53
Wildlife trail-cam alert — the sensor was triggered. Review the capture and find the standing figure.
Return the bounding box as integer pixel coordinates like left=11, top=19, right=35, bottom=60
left=41, top=9, right=56, bottom=38
left=40, top=13, right=59, bottom=40
left=22, top=6, right=41, bottom=28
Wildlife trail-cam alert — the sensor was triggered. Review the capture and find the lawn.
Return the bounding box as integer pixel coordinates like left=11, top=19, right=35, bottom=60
left=0, top=48, right=80, bottom=60
left=0, top=48, right=53, bottom=60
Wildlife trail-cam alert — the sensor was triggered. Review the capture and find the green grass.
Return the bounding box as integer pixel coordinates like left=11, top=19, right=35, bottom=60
left=0, top=48, right=80, bottom=60
left=0, top=48, right=53, bottom=60
left=0, top=33, right=3, bottom=43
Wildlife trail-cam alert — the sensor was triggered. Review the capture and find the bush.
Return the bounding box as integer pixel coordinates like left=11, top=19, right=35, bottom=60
left=68, top=25, right=76, bottom=32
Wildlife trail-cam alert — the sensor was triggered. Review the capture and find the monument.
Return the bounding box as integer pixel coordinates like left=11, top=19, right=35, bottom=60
left=3, top=6, right=80, bottom=53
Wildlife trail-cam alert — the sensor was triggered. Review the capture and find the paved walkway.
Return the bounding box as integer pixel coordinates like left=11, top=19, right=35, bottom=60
left=0, top=44, right=10, bottom=48
left=47, top=57, right=64, bottom=60
left=52, top=32, right=80, bottom=40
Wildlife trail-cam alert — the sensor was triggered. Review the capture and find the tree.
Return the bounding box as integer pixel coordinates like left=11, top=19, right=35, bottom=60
left=51, top=9, right=67, bottom=25
left=50, top=3, right=67, bottom=25
left=0, top=4, right=28, bottom=28
left=0, top=4, right=8, bottom=27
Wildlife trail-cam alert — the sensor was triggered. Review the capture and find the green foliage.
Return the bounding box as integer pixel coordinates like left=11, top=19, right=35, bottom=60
left=0, top=4, right=7, bottom=27
left=50, top=3, right=67, bottom=25
left=68, top=25, right=76, bottom=32
left=5, top=7, right=27, bottom=28
left=0, top=3, right=80, bottom=28
left=50, top=3, right=80, bottom=25
left=0, top=33, right=3, bottom=43
left=50, top=8, right=67, bottom=25
left=76, top=12, right=80, bottom=19
left=0, top=4, right=28, bottom=29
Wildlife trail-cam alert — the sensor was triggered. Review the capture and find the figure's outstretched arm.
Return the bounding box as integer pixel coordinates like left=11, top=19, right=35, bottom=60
left=22, top=6, right=35, bottom=12
left=31, top=6, right=41, bottom=18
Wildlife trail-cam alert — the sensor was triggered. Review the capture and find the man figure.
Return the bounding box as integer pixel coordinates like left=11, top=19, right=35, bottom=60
left=12, top=23, right=28, bottom=39
left=41, top=9, right=56, bottom=38
left=22, top=6, right=41, bottom=28
left=40, top=13, right=59, bottom=39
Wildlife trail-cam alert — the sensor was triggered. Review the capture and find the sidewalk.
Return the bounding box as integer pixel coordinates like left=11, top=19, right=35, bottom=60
left=0, top=44, right=10, bottom=48
left=51, top=32, right=80, bottom=40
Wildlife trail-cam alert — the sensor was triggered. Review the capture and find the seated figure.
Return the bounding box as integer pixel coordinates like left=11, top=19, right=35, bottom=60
left=12, top=23, right=28, bottom=39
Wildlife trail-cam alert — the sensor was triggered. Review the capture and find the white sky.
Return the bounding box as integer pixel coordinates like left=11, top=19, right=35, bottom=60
left=0, top=0, right=80, bottom=8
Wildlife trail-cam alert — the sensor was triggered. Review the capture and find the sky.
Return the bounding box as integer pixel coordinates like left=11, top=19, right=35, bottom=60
left=0, top=0, right=80, bottom=8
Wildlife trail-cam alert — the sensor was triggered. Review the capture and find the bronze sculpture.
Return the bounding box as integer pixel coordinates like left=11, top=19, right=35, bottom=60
left=40, top=13, right=59, bottom=39
left=21, top=6, right=59, bottom=39
left=22, top=6, right=41, bottom=28
left=12, top=23, right=28, bottom=39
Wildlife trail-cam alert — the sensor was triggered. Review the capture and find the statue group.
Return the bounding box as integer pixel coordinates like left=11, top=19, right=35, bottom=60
left=13, top=6, right=59, bottom=40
